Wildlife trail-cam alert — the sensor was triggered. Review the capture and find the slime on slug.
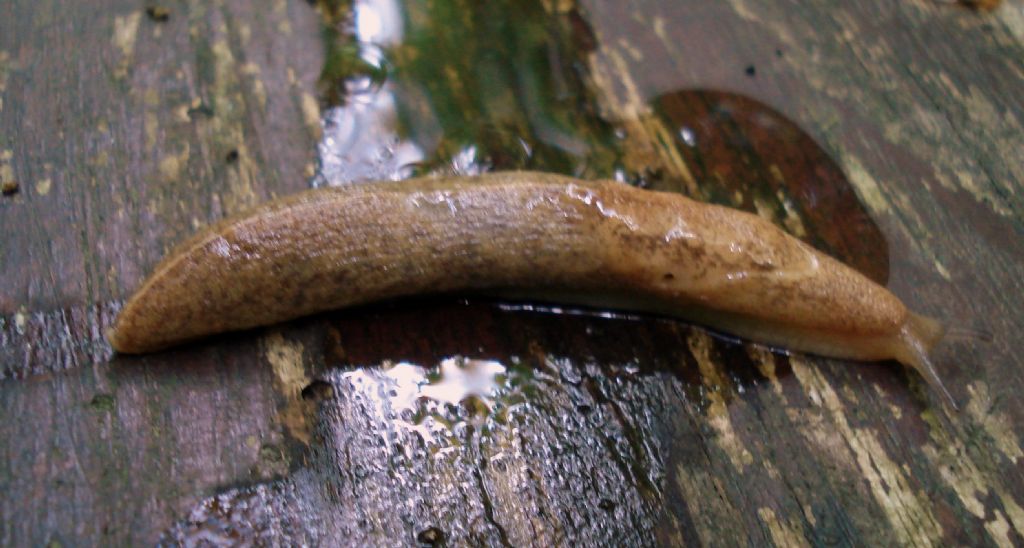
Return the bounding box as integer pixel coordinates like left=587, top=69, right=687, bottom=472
left=108, top=171, right=959, bottom=409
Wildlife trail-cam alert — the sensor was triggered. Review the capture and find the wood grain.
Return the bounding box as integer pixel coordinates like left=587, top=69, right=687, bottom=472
left=1, top=0, right=1022, bottom=545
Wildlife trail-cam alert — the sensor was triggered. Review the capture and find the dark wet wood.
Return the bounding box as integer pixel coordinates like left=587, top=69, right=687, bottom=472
left=2, top=0, right=1023, bottom=546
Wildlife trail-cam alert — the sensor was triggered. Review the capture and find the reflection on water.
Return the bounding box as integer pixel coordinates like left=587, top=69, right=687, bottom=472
left=312, top=0, right=621, bottom=185
left=314, top=0, right=424, bottom=185
left=340, top=356, right=517, bottom=445
left=416, top=358, right=506, bottom=408
left=497, top=302, right=647, bottom=322
left=354, top=0, right=403, bottom=44
left=315, top=97, right=423, bottom=186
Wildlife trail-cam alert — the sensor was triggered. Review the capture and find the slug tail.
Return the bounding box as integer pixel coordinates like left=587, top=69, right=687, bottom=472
left=896, top=313, right=958, bottom=411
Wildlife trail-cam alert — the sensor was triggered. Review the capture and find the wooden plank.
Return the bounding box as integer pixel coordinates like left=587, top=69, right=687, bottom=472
left=1, top=0, right=323, bottom=544
left=578, top=0, right=1024, bottom=545
left=1, top=0, right=1022, bottom=545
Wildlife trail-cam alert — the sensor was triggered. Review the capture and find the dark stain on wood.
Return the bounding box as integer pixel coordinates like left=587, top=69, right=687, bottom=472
left=145, top=5, right=171, bottom=22
left=653, top=89, right=891, bottom=284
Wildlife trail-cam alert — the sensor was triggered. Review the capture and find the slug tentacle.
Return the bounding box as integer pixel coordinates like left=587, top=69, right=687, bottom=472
left=895, top=312, right=956, bottom=410
left=110, top=171, right=954, bottom=408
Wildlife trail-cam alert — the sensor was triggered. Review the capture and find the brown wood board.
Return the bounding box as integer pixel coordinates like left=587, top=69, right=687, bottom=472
left=1, top=0, right=1022, bottom=545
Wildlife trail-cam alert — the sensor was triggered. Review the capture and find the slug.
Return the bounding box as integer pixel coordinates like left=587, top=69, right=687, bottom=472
left=109, top=171, right=954, bottom=407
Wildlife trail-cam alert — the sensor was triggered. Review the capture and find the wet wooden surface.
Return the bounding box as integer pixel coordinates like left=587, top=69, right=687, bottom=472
left=2, top=0, right=1023, bottom=545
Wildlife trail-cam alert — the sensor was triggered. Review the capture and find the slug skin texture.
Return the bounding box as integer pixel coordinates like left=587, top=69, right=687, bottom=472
left=110, top=172, right=952, bottom=406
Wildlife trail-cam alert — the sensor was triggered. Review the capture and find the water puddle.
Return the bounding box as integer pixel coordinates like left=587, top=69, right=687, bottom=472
left=310, top=0, right=621, bottom=186
left=338, top=356, right=521, bottom=447
left=164, top=340, right=694, bottom=545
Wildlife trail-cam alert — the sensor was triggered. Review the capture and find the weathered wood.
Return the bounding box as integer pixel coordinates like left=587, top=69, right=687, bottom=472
left=1, top=0, right=324, bottom=544
left=2, top=0, right=1023, bottom=546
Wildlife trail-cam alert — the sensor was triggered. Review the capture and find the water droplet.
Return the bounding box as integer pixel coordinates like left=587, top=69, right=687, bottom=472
left=516, top=137, right=534, bottom=160
left=678, top=126, right=696, bottom=147
left=449, top=145, right=490, bottom=176
left=347, top=45, right=392, bottom=103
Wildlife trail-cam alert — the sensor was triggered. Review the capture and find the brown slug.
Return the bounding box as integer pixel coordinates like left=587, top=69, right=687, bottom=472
left=109, top=171, right=954, bottom=407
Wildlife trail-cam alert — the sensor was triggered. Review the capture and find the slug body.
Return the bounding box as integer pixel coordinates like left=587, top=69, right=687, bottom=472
left=110, top=172, right=950, bottom=404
